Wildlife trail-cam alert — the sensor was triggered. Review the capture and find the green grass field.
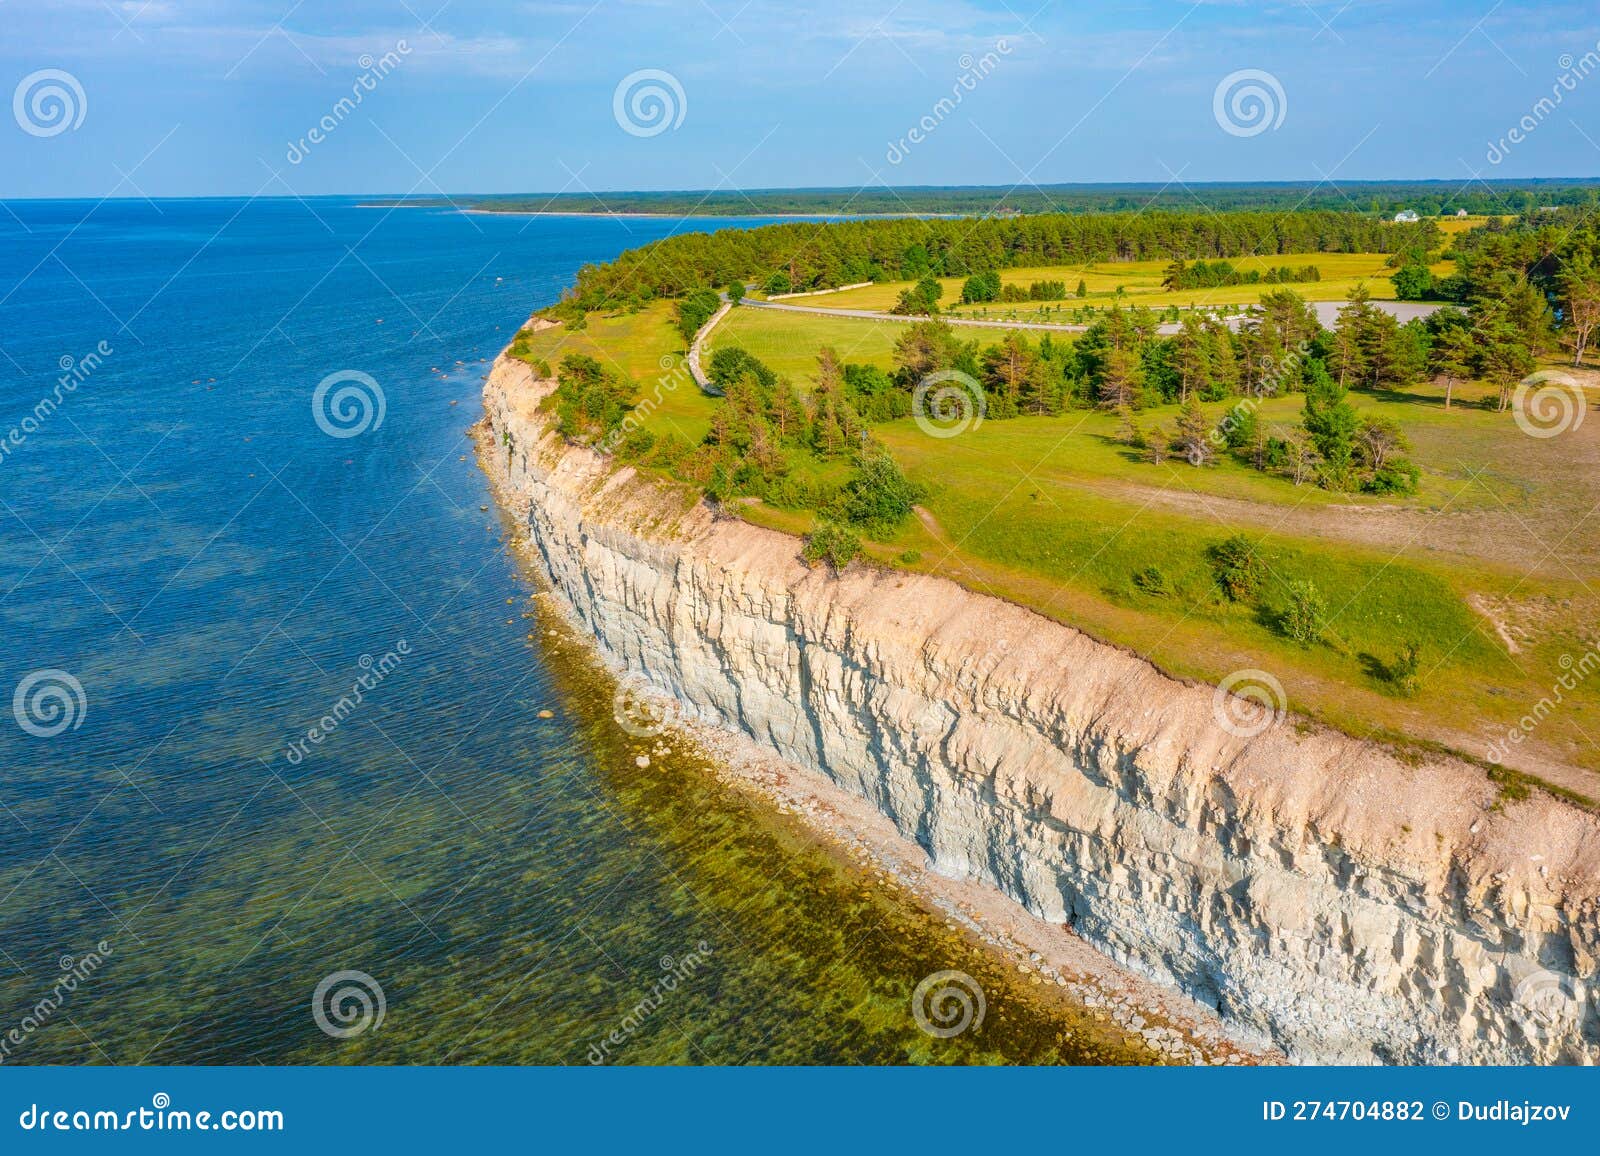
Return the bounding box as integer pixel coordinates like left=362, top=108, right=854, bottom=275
left=766, top=252, right=1456, bottom=318
left=864, top=398, right=1598, bottom=783
left=512, top=295, right=1600, bottom=792
left=509, top=303, right=723, bottom=444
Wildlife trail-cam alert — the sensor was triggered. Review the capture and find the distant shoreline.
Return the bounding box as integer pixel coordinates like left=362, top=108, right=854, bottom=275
left=459, top=208, right=961, bottom=220
left=354, top=203, right=960, bottom=220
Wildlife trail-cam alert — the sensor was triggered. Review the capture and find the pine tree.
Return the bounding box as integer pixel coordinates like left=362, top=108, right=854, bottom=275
left=1175, top=396, right=1217, bottom=465
left=1428, top=325, right=1473, bottom=410
left=1301, top=360, right=1359, bottom=488
left=1174, top=314, right=1210, bottom=402
left=1145, top=424, right=1173, bottom=465
left=1333, top=284, right=1376, bottom=387
left=1098, top=344, right=1143, bottom=409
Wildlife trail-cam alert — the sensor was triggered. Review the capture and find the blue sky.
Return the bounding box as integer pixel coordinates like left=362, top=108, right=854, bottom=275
left=2, top=0, right=1599, bottom=198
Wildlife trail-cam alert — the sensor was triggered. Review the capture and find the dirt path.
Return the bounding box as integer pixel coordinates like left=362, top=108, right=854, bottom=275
left=913, top=505, right=949, bottom=543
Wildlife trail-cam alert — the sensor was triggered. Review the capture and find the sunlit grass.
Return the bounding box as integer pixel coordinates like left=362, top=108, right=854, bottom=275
left=785, top=251, right=1455, bottom=315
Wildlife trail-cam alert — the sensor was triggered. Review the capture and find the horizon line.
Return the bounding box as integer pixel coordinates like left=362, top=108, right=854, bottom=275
left=5, top=176, right=1600, bottom=204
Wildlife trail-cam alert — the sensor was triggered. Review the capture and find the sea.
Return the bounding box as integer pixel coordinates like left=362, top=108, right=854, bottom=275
left=0, top=197, right=1138, bottom=1064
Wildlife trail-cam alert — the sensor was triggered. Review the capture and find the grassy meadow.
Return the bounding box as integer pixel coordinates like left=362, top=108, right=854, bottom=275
left=758, top=251, right=1459, bottom=318
left=510, top=304, right=723, bottom=445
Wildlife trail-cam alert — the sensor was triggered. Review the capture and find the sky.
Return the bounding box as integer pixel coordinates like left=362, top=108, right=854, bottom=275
left=2, top=0, right=1599, bottom=199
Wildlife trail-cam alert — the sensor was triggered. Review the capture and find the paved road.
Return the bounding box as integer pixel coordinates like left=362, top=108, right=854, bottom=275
left=686, top=295, right=1450, bottom=394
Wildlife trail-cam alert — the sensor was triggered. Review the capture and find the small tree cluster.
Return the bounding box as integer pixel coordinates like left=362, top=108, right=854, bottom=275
left=891, top=276, right=944, bottom=316
left=674, top=287, right=722, bottom=343
left=549, top=354, right=639, bottom=443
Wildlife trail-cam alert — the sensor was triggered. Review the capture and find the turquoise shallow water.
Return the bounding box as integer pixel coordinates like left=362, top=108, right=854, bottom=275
left=0, top=198, right=1142, bottom=1064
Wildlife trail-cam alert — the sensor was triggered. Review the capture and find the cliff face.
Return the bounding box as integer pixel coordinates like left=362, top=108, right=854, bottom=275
left=484, top=354, right=1600, bottom=1064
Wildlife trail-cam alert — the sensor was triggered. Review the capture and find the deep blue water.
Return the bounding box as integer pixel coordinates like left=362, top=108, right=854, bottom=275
left=0, top=198, right=1130, bottom=1065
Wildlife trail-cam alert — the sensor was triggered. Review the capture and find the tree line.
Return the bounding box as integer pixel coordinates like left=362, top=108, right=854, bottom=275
left=546, top=209, right=1440, bottom=319
left=416, top=180, right=1600, bottom=220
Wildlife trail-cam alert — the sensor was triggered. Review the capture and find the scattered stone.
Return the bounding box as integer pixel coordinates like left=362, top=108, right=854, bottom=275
left=635, top=755, right=651, bottom=768
left=537, top=709, right=554, bottom=719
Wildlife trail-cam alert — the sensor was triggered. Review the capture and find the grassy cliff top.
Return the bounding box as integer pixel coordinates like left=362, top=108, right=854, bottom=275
left=507, top=292, right=1600, bottom=797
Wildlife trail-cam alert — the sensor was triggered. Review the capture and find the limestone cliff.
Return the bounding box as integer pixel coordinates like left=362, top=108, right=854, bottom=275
left=483, top=353, right=1600, bottom=1065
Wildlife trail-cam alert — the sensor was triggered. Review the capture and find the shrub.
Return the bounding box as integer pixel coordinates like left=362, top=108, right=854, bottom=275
left=1392, top=264, right=1433, bottom=300
left=1115, top=406, right=1145, bottom=448
left=1363, top=459, right=1420, bottom=495
left=842, top=363, right=909, bottom=422
left=1282, top=579, right=1328, bottom=646
left=646, top=431, right=693, bottom=471
left=1132, top=566, right=1171, bottom=596
left=802, top=521, right=861, bottom=571
left=837, top=452, right=924, bottom=536
left=551, top=354, right=637, bottom=443
left=707, top=346, right=776, bottom=392
left=675, top=288, right=722, bottom=343
left=1390, top=639, right=1424, bottom=696
left=1208, top=534, right=1264, bottom=601
left=531, top=358, right=552, bottom=379
left=898, top=549, right=922, bottom=565
left=891, top=275, right=944, bottom=316
left=1144, top=425, right=1173, bottom=464
left=961, top=271, right=1001, bottom=303
left=617, top=427, right=656, bottom=460
left=1221, top=405, right=1258, bottom=454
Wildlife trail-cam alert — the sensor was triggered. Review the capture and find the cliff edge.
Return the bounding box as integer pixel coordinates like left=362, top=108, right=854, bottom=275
left=483, top=352, right=1600, bottom=1064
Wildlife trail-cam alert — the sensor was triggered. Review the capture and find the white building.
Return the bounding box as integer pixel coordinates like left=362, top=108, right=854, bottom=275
left=1393, top=209, right=1420, bottom=223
